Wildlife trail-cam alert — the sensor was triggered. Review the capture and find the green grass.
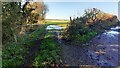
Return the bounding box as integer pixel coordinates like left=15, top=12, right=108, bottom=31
left=45, top=20, right=69, bottom=29
left=76, top=31, right=97, bottom=43
left=32, top=32, right=60, bottom=68
left=45, top=22, right=68, bottom=25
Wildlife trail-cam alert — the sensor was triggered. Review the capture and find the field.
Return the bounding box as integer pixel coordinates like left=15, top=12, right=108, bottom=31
left=45, top=19, right=70, bottom=29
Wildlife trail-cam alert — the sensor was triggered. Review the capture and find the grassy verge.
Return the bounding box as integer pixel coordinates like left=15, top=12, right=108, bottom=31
left=67, top=32, right=97, bottom=46
left=75, top=31, right=97, bottom=43
left=2, top=25, right=46, bottom=67
left=32, top=32, right=61, bottom=68
left=45, top=20, right=69, bottom=29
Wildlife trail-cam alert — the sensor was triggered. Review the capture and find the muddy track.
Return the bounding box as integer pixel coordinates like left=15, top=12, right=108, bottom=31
left=20, top=39, right=42, bottom=68
left=60, top=30, right=120, bottom=67
left=60, top=44, right=92, bottom=66
left=21, top=32, right=46, bottom=68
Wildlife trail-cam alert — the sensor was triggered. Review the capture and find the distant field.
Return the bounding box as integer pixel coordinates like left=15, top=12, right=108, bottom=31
left=45, top=19, right=70, bottom=28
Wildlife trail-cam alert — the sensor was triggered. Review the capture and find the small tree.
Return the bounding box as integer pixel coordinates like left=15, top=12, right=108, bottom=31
left=84, top=8, right=101, bottom=24
left=20, top=2, right=49, bottom=34
left=22, top=2, right=48, bottom=24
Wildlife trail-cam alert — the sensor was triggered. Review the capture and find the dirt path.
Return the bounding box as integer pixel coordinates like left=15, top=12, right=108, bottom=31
left=88, top=31, right=120, bottom=66
left=60, top=43, right=92, bottom=66
left=21, top=39, right=42, bottom=68
left=60, top=30, right=120, bottom=66
left=21, top=31, right=46, bottom=68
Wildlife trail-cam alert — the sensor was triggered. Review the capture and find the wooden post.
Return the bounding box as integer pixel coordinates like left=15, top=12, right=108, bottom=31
left=70, top=16, right=72, bottom=22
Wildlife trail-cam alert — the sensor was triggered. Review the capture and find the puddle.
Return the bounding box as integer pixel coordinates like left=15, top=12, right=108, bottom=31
left=46, top=25, right=63, bottom=43
left=46, top=25, right=63, bottom=30
left=110, top=26, right=120, bottom=30
left=105, top=31, right=120, bottom=34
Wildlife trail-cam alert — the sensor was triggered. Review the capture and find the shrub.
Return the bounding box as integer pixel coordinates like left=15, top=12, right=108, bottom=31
left=2, top=43, right=26, bottom=67
left=64, top=16, right=97, bottom=45
left=2, top=26, right=46, bottom=67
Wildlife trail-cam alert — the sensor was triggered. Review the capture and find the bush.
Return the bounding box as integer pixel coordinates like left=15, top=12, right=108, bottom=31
left=2, top=43, right=26, bottom=67
left=64, top=16, right=97, bottom=45
left=2, top=26, right=46, bottom=67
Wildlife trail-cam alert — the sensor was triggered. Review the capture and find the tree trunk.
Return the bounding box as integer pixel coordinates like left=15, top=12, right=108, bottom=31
left=11, top=28, right=17, bottom=43
left=19, top=25, right=25, bottom=35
